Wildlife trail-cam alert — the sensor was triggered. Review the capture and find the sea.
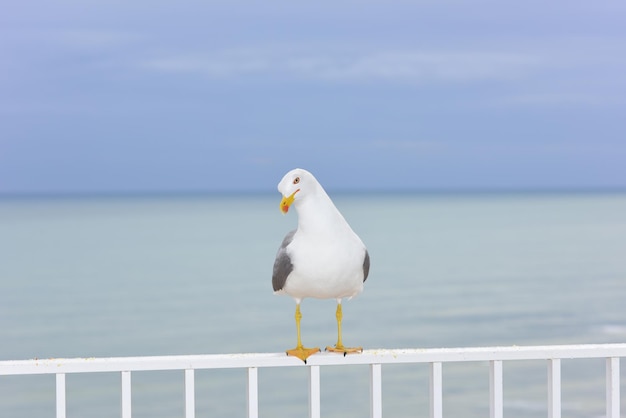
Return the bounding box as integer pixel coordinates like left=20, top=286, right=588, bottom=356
left=1, top=192, right=625, bottom=418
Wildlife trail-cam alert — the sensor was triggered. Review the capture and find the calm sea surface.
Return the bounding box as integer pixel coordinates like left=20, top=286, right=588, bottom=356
left=1, top=192, right=625, bottom=417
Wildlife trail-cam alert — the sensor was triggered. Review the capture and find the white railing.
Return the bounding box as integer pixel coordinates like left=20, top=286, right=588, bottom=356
left=1, top=343, right=624, bottom=418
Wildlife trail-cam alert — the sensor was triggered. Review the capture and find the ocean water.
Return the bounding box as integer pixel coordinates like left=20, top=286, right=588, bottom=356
left=1, top=192, right=625, bottom=417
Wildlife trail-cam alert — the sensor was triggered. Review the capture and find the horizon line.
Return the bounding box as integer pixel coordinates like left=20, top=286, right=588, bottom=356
left=2, top=186, right=626, bottom=200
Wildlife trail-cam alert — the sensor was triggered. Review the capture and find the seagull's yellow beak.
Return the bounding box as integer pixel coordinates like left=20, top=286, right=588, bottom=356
left=280, top=189, right=300, bottom=214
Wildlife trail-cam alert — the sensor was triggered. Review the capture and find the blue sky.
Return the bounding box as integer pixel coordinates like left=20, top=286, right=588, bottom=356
left=2, top=1, right=625, bottom=194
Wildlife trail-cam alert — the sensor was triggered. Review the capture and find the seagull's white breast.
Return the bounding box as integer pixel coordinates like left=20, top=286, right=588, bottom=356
left=282, top=228, right=366, bottom=300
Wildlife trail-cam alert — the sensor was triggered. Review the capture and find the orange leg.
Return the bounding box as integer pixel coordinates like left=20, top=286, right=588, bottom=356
left=325, top=302, right=363, bottom=356
left=286, top=303, right=320, bottom=363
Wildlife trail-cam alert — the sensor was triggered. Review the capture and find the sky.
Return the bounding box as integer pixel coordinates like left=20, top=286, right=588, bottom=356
left=1, top=0, right=625, bottom=194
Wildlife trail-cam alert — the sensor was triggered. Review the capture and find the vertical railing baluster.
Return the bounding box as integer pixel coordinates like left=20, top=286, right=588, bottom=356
left=309, top=365, right=321, bottom=418
left=370, top=364, right=382, bottom=418
left=56, top=373, right=66, bottom=418
left=121, top=371, right=132, bottom=418
left=247, top=367, right=259, bottom=418
left=547, top=359, right=561, bottom=418
left=430, top=362, right=443, bottom=418
left=185, top=369, right=195, bottom=418
left=606, top=357, right=620, bottom=418
left=489, top=360, right=503, bottom=418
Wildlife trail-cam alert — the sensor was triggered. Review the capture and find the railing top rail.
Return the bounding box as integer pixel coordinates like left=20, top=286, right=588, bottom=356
left=2, top=343, right=626, bottom=376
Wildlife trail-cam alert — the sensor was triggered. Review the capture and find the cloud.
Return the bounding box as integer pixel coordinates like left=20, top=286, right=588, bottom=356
left=140, top=48, right=541, bottom=84
left=144, top=51, right=272, bottom=77
left=2, top=28, right=144, bottom=50
left=367, top=139, right=447, bottom=155
left=300, top=51, right=540, bottom=83
left=497, top=92, right=626, bottom=107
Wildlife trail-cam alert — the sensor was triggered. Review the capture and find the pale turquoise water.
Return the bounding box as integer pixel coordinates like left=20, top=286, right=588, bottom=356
left=1, top=192, right=625, bottom=417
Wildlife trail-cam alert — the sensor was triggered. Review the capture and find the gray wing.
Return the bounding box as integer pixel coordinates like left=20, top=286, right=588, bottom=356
left=362, top=250, right=370, bottom=282
left=272, top=230, right=296, bottom=291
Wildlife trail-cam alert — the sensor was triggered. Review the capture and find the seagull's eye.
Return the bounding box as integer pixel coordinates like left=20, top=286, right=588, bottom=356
left=293, top=177, right=300, bottom=185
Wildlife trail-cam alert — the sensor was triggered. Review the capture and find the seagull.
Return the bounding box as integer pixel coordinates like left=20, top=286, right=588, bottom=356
left=272, top=168, right=370, bottom=363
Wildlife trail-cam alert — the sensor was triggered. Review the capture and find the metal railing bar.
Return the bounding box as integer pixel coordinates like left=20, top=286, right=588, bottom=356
left=1, top=344, right=625, bottom=418
left=547, top=359, right=561, bottom=418
left=309, top=365, right=321, bottom=418
left=3, top=344, right=626, bottom=376
left=56, top=373, right=66, bottom=418
left=605, top=357, right=620, bottom=418
left=489, top=360, right=503, bottom=418
left=184, top=369, right=195, bottom=418
left=121, top=371, right=132, bottom=418
left=370, top=364, right=382, bottom=418
left=429, top=362, right=443, bottom=418
left=247, top=367, right=258, bottom=418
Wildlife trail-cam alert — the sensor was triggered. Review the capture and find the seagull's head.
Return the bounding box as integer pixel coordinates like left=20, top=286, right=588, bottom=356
left=277, top=168, right=317, bottom=214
